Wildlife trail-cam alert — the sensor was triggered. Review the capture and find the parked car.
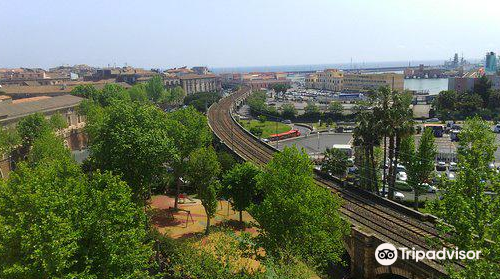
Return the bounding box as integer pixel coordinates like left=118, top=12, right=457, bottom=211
left=421, top=183, right=437, bottom=193
left=396, top=171, right=407, bottom=182
left=396, top=164, right=406, bottom=173
left=395, top=180, right=412, bottom=191
left=436, top=161, right=447, bottom=171
left=447, top=172, right=455, bottom=180
left=448, top=162, right=457, bottom=172
left=394, top=191, right=405, bottom=201
left=494, top=124, right=500, bottom=133
left=282, top=119, right=292, bottom=124
left=382, top=191, right=405, bottom=201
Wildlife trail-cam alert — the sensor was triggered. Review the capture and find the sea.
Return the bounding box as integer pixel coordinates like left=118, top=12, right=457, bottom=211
left=404, top=78, right=448, bottom=95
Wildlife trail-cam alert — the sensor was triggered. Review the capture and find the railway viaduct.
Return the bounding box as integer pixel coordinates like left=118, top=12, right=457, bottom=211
left=208, top=87, right=458, bottom=278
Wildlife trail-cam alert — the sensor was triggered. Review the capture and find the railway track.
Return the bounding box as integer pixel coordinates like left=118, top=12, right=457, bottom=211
left=208, top=87, right=459, bottom=274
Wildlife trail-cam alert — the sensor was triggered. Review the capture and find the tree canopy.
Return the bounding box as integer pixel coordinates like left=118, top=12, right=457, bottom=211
left=427, top=117, right=500, bottom=278
left=400, top=127, right=437, bottom=209
left=321, top=148, right=349, bottom=178
left=187, top=147, right=221, bottom=235
left=222, top=162, right=261, bottom=223
left=433, top=75, right=500, bottom=120
left=249, top=146, right=348, bottom=273
left=88, top=101, right=178, bottom=203
left=0, top=136, right=151, bottom=278
left=17, top=113, right=52, bottom=147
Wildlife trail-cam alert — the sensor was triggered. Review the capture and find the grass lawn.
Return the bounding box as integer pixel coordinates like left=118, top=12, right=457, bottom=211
left=240, top=120, right=291, bottom=138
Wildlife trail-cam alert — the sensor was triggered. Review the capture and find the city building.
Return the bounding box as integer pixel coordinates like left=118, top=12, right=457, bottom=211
left=178, top=74, right=221, bottom=94
left=0, top=94, right=87, bottom=178
left=0, top=94, right=85, bottom=128
left=448, top=77, right=476, bottom=93
left=241, top=78, right=291, bottom=90
left=305, top=69, right=343, bottom=91
left=305, top=70, right=403, bottom=93
left=0, top=80, right=131, bottom=100
left=0, top=68, right=72, bottom=86
left=220, top=72, right=290, bottom=90
left=92, top=67, right=157, bottom=84
left=485, top=51, right=498, bottom=74
left=343, top=73, right=404, bottom=92
left=448, top=74, right=500, bottom=93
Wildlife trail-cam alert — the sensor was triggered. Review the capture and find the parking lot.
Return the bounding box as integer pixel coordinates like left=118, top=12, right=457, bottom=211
left=276, top=132, right=352, bottom=156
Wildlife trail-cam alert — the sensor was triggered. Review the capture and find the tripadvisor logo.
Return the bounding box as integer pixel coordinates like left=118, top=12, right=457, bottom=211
left=375, top=242, right=481, bottom=266
left=375, top=243, right=398, bottom=266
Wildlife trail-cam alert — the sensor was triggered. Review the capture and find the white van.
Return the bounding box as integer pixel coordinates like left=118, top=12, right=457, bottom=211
left=331, top=144, right=353, bottom=158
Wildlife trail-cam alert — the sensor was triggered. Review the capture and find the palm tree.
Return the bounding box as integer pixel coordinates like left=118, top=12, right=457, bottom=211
left=387, top=92, right=414, bottom=199
left=354, top=111, right=381, bottom=193
left=372, top=87, right=392, bottom=196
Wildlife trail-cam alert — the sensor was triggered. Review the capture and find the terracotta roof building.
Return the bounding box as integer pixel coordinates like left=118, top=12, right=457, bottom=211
left=0, top=95, right=84, bottom=127
left=178, top=74, right=221, bottom=94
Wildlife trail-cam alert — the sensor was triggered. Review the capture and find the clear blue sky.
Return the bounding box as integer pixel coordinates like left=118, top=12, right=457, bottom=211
left=1, top=0, right=499, bottom=69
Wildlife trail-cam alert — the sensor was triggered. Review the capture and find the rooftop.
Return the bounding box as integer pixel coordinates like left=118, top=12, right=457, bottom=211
left=0, top=80, right=131, bottom=96
left=0, top=95, right=83, bottom=123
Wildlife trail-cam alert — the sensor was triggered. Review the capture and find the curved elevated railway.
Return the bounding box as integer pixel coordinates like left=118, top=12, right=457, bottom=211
left=208, top=87, right=460, bottom=276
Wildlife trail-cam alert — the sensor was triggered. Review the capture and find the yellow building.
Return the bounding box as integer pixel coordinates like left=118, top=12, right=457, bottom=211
left=305, top=70, right=404, bottom=93
left=305, top=69, right=343, bottom=91
left=343, top=73, right=404, bottom=92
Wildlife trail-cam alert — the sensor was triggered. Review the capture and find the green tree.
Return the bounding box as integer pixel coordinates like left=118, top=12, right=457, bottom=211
left=167, top=106, right=212, bottom=209
left=183, top=91, right=221, bottom=113
left=223, top=162, right=261, bottom=223
left=146, top=75, right=165, bottom=103
left=0, top=150, right=151, bottom=278
left=49, top=113, right=68, bottom=130
left=433, top=90, right=458, bottom=112
left=187, top=147, right=221, bottom=235
left=257, top=115, right=267, bottom=123
left=386, top=91, right=414, bottom=199
left=217, top=151, right=237, bottom=174
left=321, top=148, right=349, bottom=178
left=458, top=93, right=483, bottom=117
left=89, top=101, right=177, bottom=204
left=128, top=83, right=149, bottom=103
left=168, top=86, right=187, bottom=104
left=328, top=101, right=343, bottom=119
left=474, top=75, right=492, bottom=107
left=250, top=146, right=348, bottom=273
left=0, top=128, right=20, bottom=155
left=304, top=102, right=320, bottom=115
left=71, top=84, right=98, bottom=99
left=281, top=103, right=297, bottom=119
left=272, top=84, right=290, bottom=95
left=354, top=111, right=381, bottom=192
left=17, top=113, right=52, bottom=147
left=427, top=117, right=500, bottom=278
left=249, top=126, right=263, bottom=138
left=372, top=86, right=392, bottom=195
left=400, top=128, right=437, bottom=209
left=28, top=131, right=71, bottom=167
left=97, top=83, right=130, bottom=107
left=487, top=90, right=500, bottom=111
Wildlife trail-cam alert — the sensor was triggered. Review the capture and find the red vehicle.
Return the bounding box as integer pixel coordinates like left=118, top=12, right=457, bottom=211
left=268, top=129, right=301, bottom=141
